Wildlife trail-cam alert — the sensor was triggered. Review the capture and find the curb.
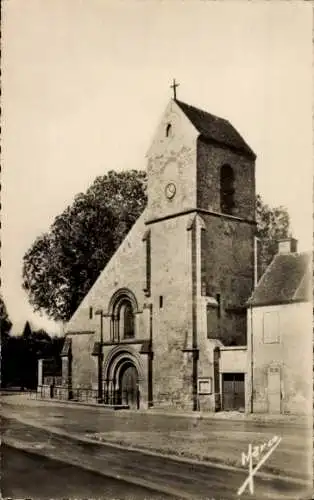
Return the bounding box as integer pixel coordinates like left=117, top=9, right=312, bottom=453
left=2, top=411, right=311, bottom=487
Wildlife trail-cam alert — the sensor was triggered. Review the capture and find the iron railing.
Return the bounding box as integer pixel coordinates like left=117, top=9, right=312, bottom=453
left=36, top=385, right=98, bottom=403
left=36, top=384, right=140, bottom=407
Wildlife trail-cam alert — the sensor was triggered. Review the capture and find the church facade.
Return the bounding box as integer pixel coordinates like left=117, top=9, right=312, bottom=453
left=59, top=98, right=311, bottom=414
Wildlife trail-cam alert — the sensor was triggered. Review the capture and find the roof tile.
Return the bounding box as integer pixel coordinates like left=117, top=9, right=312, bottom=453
left=248, top=252, right=311, bottom=307
left=176, top=100, right=255, bottom=158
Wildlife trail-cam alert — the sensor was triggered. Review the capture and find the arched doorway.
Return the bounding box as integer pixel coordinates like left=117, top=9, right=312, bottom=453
left=103, top=346, right=144, bottom=410
left=119, top=361, right=139, bottom=409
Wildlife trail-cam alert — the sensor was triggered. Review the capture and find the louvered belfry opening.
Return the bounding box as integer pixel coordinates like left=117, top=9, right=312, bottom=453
left=220, top=164, right=235, bottom=215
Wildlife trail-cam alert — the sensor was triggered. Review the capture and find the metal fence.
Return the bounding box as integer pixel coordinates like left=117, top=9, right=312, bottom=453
left=103, top=387, right=140, bottom=408
left=36, top=385, right=98, bottom=403
left=36, top=384, right=140, bottom=407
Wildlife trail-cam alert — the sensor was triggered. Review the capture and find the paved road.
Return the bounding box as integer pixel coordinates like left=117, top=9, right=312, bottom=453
left=2, top=416, right=311, bottom=500
left=1, top=394, right=311, bottom=480
left=1, top=444, right=173, bottom=500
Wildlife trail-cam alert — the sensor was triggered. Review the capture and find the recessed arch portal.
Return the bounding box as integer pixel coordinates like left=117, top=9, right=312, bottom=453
left=103, top=347, right=144, bottom=409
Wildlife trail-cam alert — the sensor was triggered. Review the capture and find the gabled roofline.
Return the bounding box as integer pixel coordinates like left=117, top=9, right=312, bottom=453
left=197, top=134, right=256, bottom=161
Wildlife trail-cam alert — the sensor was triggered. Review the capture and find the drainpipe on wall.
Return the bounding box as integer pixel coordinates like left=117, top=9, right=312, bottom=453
left=148, top=303, right=153, bottom=408
left=250, top=236, right=259, bottom=413
left=185, top=214, right=200, bottom=412
left=191, top=216, right=199, bottom=412
left=254, top=236, right=260, bottom=288
left=250, top=303, right=254, bottom=414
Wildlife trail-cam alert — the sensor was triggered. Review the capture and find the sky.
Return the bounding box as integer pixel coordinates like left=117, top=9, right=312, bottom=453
left=2, top=0, right=313, bottom=335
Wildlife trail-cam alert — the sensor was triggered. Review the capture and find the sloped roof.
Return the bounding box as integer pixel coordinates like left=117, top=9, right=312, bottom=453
left=248, top=252, right=311, bottom=307
left=175, top=100, right=255, bottom=158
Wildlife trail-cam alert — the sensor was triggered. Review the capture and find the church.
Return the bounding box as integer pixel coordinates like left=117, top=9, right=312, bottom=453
left=56, top=92, right=311, bottom=414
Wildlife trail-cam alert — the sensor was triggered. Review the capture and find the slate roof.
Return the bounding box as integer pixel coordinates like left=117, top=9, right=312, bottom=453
left=248, top=252, right=312, bottom=307
left=175, top=100, right=255, bottom=158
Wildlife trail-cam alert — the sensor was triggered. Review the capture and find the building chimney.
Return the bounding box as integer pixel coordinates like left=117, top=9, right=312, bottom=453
left=278, top=238, right=298, bottom=254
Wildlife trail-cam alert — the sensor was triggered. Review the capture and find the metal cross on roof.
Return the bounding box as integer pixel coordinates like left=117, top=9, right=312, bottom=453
left=170, top=78, right=179, bottom=100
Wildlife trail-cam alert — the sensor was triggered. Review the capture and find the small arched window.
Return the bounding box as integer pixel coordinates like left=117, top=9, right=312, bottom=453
left=118, top=300, right=135, bottom=339
left=220, top=164, right=235, bottom=215
left=166, top=123, right=172, bottom=137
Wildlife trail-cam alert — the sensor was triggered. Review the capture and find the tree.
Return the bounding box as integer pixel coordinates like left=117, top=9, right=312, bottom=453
left=23, top=168, right=290, bottom=323
left=0, top=296, right=12, bottom=338
left=255, top=194, right=291, bottom=279
left=23, top=170, right=147, bottom=322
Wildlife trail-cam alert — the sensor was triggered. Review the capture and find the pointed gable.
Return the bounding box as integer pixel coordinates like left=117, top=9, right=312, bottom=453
left=175, top=100, right=255, bottom=158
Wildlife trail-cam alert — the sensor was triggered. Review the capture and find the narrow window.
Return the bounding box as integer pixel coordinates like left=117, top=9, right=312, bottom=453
left=166, top=123, right=172, bottom=137
left=207, top=304, right=218, bottom=339
left=216, top=293, right=221, bottom=318
left=142, top=230, right=151, bottom=297
left=263, top=311, right=280, bottom=343
left=123, top=303, right=135, bottom=339
left=89, top=307, right=93, bottom=319
left=220, top=164, right=235, bottom=215
left=119, top=300, right=135, bottom=339
left=159, top=296, right=163, bottom=309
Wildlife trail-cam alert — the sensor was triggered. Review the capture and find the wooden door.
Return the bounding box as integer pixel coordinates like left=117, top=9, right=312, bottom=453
left=120, top=365, right=139, bottom=409
left=222, top=373, right=245, bottom=411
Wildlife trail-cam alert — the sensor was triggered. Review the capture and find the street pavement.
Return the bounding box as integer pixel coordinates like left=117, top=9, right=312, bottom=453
left=2, top=444, right=173, bottom=500
left=1, top=394, right=313, bottom=500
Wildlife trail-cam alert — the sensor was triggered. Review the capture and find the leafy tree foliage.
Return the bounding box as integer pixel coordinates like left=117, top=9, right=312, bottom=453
left=1, top=320, right=64, bottom=390
left=23, top=169, right=290, bottom=323
left=23, top=170, right=147, bottom=322
left=0, top=296, right=12, bottom=338
left=255, top=194, right=291, bottom=279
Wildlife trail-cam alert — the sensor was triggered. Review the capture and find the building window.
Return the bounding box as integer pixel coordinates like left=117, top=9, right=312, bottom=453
left=263, top=311, right=280, bottom=343
left=109, top=289, right=138, bottom=342
left=207, top=304, right=219, bottom=339
left=220, top=164, right=235, bottom=215
left=118, top=300, right=135, bottom=339
left=216, top=293, right=222, bottom=318
left=166, top=123, right=172, bottom=137
left=142, top=230, right=151, bottom=297
left=159, top=296, right=163, bottom=309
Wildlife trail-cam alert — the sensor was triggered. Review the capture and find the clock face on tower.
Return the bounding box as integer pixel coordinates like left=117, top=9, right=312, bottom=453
left=165, top=182, right=176, bottom=199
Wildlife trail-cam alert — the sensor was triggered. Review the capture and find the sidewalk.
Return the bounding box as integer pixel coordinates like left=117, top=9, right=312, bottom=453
left=4, top=392, right=310, bottom=426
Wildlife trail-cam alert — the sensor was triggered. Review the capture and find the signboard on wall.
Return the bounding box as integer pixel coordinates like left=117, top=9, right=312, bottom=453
left=198, top=377, right=212, bottom=395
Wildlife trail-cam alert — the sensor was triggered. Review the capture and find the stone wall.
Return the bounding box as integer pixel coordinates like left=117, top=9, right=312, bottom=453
left=197, top=138, right=255, bottom=220
left=247, top=302, right=312, bottom=415
left=150, top=214, right=193, bottom=408
left=66, top=211, right=148, bottom=338
left=200, top=213, right=255, bottom=345
left=146, top=100, right=198, bottom=222
left=70, top=332, right=98, bottom=389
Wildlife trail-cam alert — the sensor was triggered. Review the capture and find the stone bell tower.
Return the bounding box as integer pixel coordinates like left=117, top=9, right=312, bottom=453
left=145, top=91, right=256, bottom=410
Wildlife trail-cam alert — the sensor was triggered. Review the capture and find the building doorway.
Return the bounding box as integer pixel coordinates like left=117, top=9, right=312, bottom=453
left=267, top=366, right=281, bottom=414
left=222, top=373, right=245, bottom=411
left=119, top=362, right=139, bottom=409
